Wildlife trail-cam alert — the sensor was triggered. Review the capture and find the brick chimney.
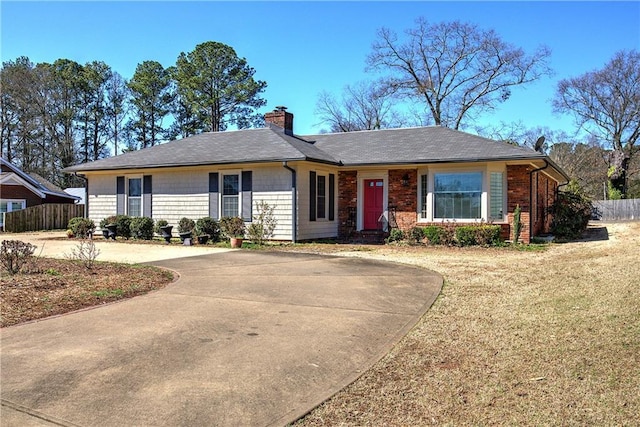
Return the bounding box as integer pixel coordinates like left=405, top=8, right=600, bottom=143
left=264, top=106, right=294, bottom=135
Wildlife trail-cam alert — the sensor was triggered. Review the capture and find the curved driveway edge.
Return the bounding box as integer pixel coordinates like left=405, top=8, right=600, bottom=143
left=1, top=251, right=442, bottom=427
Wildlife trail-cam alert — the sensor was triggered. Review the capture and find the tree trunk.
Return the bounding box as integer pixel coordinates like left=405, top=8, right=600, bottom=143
left=608, top=149, right=630, bottom=197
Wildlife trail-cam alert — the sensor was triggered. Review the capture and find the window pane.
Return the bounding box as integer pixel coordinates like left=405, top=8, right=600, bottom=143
left=0, top=202, right=7, bottom=213
left=223, top=175, right=239, bottom=196
left=129, top=178, right=141, bottom=197
left=223, top=195, right=239, bottom=217
left=490, top=172, right=504, bottom=220
left=420, top=174, right=428, bottom=218
left=128, top=197, right=141, bottom=217
left=11, top=201, right=24, bottom=211
left=434, top=172, right=482, bottom=219
left=317, top=175, right=326, bottom=219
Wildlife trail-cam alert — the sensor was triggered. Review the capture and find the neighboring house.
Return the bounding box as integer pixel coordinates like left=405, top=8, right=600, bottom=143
left=64, top=108, right=568, bottom=243
left=63, top=188, right=87, bottom=205
left=1, top=158, right=80, bottom=229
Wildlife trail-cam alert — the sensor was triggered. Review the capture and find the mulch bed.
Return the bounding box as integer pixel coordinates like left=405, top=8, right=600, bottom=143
left=1, top=257, right=174, bottom=327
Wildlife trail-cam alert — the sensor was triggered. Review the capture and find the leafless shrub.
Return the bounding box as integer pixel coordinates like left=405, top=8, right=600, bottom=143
left=66, top=239, right=101, bottom=269
left=1, top=240, right=37, bottom=275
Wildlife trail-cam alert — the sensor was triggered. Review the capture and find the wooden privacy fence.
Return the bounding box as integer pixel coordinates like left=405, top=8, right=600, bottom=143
left=592, top=199, right=640, bottom=221
left=3, top=204, right=85, bottom=232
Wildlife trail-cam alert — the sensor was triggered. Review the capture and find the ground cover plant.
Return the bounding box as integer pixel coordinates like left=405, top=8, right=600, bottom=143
left=1, top=255, right=174, bottom=327
left=290, top=222, right=640, bottom=426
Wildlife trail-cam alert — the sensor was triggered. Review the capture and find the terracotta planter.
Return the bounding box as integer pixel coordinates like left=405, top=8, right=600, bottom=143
left=230, top=237, right=243, bottom=248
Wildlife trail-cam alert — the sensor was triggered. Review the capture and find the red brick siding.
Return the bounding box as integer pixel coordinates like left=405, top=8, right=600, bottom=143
left=338, top=170, right=358, bottom=238
left=388, top=169, right=418, bottom=231
left=533, top=172, right=557, bottom=235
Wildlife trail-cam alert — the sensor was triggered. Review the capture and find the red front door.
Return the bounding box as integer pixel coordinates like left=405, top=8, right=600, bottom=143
left=364, top=179, right=384, bottom=230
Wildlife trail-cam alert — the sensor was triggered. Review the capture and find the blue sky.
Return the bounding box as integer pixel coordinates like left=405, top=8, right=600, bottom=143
left=2, top=1, right=639, bottom=139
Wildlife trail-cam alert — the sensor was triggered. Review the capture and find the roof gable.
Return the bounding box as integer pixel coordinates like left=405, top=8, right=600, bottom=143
left=1, top=157, right=79, bottom=201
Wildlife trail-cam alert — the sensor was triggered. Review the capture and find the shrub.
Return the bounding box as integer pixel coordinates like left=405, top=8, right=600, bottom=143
left=130, top=217, right=154, bottom=240
left=513, top=204, right=523, bottom=244
left=1, top=240, right=36, bottom=275
left=115, top=215, right=132, bottom=239
left=154, top=219, right=169, bottom=234
left=177, top=217, right=196, bottom=234
left=548, top=189, right=592, bottom=240
left=423, top=225, right=443, bottom=245
left=475, top=225, right=502, bottom=246
left=195, top=217, right=221, bottom=242
left=68, top=217, right=96, bottom=238
left=66, top=239, right=101, bottom=269
left=100, top=215, right=117, bottom=229
left=408, top=226, right=425, bottom=243
left=440, top=221, right=457, bottom=246
left=456, top=226, right=478, bottom=246
left=385, top=228, right=406, bottom=243
left=220, top=217, right=246, bottom=238
left=246, top=201, right=277, bottom=245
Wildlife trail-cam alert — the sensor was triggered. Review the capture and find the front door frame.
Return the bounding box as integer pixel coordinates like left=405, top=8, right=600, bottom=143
left=357, top=170, right=388, bottom=231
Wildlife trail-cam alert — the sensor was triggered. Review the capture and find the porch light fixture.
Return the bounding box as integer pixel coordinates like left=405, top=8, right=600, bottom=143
left=401, top=173, right=410, bottom=187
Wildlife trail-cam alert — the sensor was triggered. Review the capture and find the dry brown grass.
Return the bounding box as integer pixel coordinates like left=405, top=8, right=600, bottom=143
left=294, top=222, right=640, bottom=426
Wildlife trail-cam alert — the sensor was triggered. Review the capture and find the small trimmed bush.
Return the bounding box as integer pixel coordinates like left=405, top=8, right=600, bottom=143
left=195, top=217, right=221, bottom=242
left=154, top=219, right=169, bottom=234
left=130, top=217, right=154, bottom=240
left=423, top=225, right=443, bottom=245
left=455, top=226, right=478, bottom=246
left=475, top=225, right=502, bottom=246
left=178, top=217, right=196, bottom=234
left=408, top=226, right=425, bottom=243
left=68, top=217, right=95, bottom=238
left=246, top=201, right=277, bottom=245
left=385, top=228, right=406, bottom=243
left=220, top=216, right=246, bottom=238
left=115, top=215, right=132, bottom=239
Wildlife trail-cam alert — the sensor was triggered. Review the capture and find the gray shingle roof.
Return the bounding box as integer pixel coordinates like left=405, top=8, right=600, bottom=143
left=308, top=126, right=547, bottom=165
left=64, top=124, right=563, bottom=178
left=65, top=127, right=338, bottom=172
left=1, top=157, right=79, bottom=201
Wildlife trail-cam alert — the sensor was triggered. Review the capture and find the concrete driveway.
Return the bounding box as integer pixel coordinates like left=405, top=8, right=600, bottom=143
left=1, top=247, right=442, bottom=426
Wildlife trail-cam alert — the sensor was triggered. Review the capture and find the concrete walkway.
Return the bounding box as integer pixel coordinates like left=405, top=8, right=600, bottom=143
left=1, top=238, right=442, bottom=426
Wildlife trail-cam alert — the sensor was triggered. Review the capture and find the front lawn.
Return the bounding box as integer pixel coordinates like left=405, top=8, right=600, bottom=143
left=293, top=222, right=640, bottom=426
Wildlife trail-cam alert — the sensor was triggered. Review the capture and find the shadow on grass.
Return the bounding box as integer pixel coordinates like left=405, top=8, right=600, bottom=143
left=576, top=226, right=609, bottom=242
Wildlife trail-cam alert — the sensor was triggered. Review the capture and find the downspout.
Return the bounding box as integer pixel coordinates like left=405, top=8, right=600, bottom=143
left=74, top=172, right=88, bottom=219
left=283, top=162, right=297, bottom=243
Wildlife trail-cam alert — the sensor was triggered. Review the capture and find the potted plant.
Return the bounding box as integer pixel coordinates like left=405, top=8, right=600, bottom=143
left=100, top=215, right=118, bottom=240
left=195, top=217, right=220, bottom=245
left=220, top=216, right=246, bottom=248
left=155, top=219, right=173, bottom=244
left=178, top=217, right=196, bottom=244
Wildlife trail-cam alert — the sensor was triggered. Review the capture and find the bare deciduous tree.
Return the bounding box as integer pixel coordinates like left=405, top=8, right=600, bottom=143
left=554, top=49, right=640, bottom=197
left=315, top=81, right=403, bottom=132
left=367, top=18, right=552, bottom=130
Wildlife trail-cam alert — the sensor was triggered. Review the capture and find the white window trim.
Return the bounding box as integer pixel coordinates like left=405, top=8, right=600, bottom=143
left=356, top=170, right=388, bottom=231
left=416, top=164, right=507, bottom=224
left=0, top=199, right=27, bottom=227
left=125, top=175, right=143, bottom=217
left=220, top=169, right=243, bottom=218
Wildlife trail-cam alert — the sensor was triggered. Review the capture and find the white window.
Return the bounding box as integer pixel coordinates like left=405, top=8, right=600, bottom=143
left=222, top=174, right=239, bottom=217
left=434, top=172, right=482, bottom=219
left=420, top=174, right=428, bottom=219
left=0, top=200, right=26, bottom=228
left=127, top=177, right=142, bottom=217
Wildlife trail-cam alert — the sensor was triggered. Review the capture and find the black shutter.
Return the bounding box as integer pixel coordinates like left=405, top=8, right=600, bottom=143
left=309, top=171, right=316, bottom=221
left=209, top=172, right=219, bottom=219
left=116, top=176, right=125, bottom=215
left=143, top=175, right=152, bottom=217
left=329, top=173, right=335, bottom=221
left=241, top=171, right=252, bottom=222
